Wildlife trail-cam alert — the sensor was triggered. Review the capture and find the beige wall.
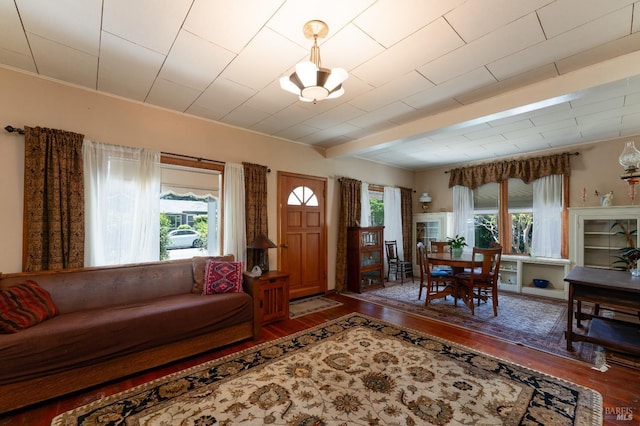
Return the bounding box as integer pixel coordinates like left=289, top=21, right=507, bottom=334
left=0, top=67, right=414, bottom=284
left=3, top=66, right=637, bottom=279
left=413, top=137, right=640, bottom=213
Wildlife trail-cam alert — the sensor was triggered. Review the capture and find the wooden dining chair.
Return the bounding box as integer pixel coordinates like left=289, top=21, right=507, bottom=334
left=429, top=241, right=450, bottom=254
left=429, top=241, right=453, bottom=275
left=385, top=240, right=413, bottom=284
left=454, top=246, right=502, bottom=316
left=417, top=242, right=454, bottom=305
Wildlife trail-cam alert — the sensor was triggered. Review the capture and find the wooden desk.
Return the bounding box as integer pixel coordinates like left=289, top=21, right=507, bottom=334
left=564, top=266, right=640, bottom=355
left=425, top=253, right=475, bottom=304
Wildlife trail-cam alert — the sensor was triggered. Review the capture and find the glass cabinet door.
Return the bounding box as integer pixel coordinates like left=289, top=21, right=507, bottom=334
left=361, top=230, right=380, bottom=246
left=360, top=269, right=383, bottom=289
left=416, top=220, right=441, bottom=249
left=360, top=250, right=381, bottom=267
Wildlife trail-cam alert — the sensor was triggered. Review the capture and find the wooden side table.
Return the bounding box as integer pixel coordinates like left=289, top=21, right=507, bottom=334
left=244, top=271, right=290, bottom=325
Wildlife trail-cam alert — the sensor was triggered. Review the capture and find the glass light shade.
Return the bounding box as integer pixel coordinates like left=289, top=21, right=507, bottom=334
left=324, top=67, right=348, bottom=91
left=280, top=20, right=348, bottom=103
left=302, top=85, right=329, bottom=101
left=619, top=141, right=640, bottom=172
left=419, top=193, right=432, bottom=203
left=327, top=87, right=344, bottom=99
left=279, top=76, right=300, bottom=95
left=295, top=61, right=318, bottom=87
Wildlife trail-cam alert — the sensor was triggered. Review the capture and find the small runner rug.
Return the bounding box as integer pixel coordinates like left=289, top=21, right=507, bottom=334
left=289, top=295, right=343, bottom=319
left=344, top=281, right=601, bottom=366
left=52, top=313, right=601, bottom=425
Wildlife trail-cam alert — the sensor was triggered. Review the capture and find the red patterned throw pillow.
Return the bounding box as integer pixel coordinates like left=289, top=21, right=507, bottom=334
left=0, top=281, right=59, bottom=333
left=202, top=261, right=243, bottom=295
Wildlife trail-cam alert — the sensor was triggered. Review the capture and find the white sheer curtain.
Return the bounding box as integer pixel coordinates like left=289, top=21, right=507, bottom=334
left=83, top=140, right=160, bottom=266
left=383, top=187, right=404, bottom=277
left=223, top=163, right=246, bottom=268
left=360, top=182, right=371, bottom=227
left=452, top=185, right=475, bottom=251
left=532, top=174, right=562, bottom=258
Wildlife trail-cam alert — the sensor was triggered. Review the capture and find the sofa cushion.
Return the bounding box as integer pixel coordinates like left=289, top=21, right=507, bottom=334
left=0, top=281, right=58, bottom=333
left=191, top=255, right=235, bottom=294
left=0, top=292, right=253, bottom=385
left=203, top=261, right=243, bottom=294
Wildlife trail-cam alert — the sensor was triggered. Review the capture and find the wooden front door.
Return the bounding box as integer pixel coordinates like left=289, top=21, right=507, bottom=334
left=278, top=172, right=327, bottom=300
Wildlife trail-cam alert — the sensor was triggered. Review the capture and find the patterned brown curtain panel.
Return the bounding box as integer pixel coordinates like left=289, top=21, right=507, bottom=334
left=400, top=187, right=413, bottom=264
left=23, top=126, right=85, bottom=271
left=335, top=178, right=361, bottom=293
left=243, top=162, right=269, bottom=271
left=448, top=152, right=572, bottom=189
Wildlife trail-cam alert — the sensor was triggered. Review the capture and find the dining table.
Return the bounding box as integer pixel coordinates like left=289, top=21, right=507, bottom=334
left=425, top=252, right=477, bottom=305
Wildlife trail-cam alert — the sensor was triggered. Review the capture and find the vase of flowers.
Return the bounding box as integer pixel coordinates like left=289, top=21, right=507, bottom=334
left=447, top=235, right=467, bottom=258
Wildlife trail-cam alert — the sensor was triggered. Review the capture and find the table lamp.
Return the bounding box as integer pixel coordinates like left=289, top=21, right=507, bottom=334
left=247, top=233, right=277, bottom=274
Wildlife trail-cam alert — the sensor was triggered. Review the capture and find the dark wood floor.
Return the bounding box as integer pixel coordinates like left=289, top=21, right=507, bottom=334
left=2, top=294, right=638, bottom=425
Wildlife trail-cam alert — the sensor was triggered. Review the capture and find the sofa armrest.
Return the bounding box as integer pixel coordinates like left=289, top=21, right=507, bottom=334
left=242, top=275, right=262, bottom=340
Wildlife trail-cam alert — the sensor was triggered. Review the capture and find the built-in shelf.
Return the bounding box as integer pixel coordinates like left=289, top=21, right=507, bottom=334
left=497, top=255, right=571, bottom=300
left=569, top=206, right=640, bottom=271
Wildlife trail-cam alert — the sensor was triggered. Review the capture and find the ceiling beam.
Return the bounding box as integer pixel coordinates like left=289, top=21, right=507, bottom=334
left=325, top=50, right=640, bottom=158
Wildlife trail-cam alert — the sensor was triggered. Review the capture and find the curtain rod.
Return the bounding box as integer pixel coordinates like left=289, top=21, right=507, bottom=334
left=161, top=151, right=226, bottom=165
left=443, top=151, right=580, bottom=173
left=337, top=177, right=415, bottom=192
left=162, top=151, right=271, bottom=172
left=5, top=126, right=270, bottom=172
left=4, top=125, right=24, bottom=135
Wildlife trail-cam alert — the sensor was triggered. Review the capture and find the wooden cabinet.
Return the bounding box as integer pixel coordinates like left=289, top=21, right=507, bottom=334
left=347, top=226, right=385, bottom=293
left=244, top=271, right=289, bottom=325
left=412, top=212, right=453, bottom=273
left=569, top=206, right=640, bottom=270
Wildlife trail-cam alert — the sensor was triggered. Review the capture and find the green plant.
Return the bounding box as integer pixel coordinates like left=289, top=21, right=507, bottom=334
left=192, top=215, right=208, bottom=250
left=446, top=235, right=467, bottom=249
left=611, top=221, right=637, bottom=271
left=159, top=213, right=171, bottom=261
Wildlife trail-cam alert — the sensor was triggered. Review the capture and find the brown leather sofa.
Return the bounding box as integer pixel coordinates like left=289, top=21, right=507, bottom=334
left=0, top=257, right=261, bottom=413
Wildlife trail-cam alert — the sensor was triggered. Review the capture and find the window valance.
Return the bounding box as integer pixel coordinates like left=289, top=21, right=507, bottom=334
left=448, top=152, right=572, bottom=189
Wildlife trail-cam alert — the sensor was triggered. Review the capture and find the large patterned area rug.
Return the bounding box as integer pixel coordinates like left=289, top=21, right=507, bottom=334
left=53, top=314, right=601, bottom=425
left=345, top=281, right=600, bottom=365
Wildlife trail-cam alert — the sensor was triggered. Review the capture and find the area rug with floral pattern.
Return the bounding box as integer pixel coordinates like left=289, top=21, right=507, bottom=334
left=345, top=281, right=602, bottom=366
left=52, top=313, right=601, bottom=425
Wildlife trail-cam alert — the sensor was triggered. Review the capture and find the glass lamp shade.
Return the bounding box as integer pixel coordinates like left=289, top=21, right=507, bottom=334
left=619, top=141, right=640, bottom=172
left=419, top=193, right=432, bottom=203
left=280, top=66, right=348, bottom=102
left=324, top=67, right=348, bottom=91
left=295, top=61, right=318, bottom=87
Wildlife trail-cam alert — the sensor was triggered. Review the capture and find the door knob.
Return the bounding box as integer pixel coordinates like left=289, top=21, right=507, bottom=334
left=281, top=243, right=288, bottom=248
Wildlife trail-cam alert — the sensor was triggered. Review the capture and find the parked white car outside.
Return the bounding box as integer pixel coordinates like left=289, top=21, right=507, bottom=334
left=167, top=229, right=202, bottom=249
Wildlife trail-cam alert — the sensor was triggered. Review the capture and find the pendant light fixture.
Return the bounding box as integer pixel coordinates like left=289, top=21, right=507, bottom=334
left=279, top=20, right=348, bottom=103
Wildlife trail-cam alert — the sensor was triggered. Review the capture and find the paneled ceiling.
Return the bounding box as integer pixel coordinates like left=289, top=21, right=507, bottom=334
left=2, top=0, right=640, bottom=170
